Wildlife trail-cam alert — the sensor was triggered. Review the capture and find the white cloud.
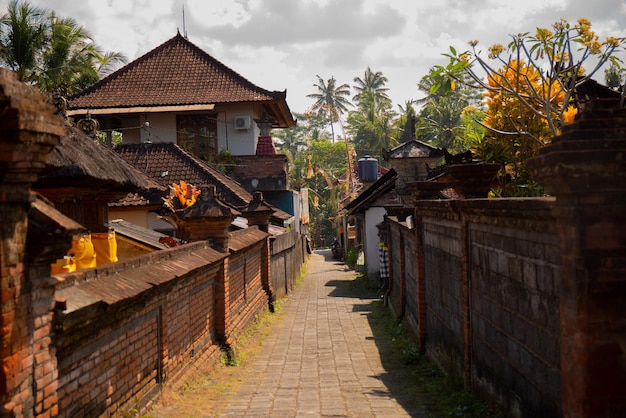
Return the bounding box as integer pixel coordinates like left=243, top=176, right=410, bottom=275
left=1, top=0, right=625, bottom=112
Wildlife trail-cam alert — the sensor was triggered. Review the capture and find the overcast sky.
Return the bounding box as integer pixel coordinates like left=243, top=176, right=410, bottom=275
left=3, top=0, right=626, bottom=113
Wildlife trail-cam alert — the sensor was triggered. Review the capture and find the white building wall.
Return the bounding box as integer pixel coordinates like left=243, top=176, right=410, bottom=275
left=364, top=206, right=387, bottom=281
left=141, top=113, right=176, bottom=143
left=219, top=104, right=260, bottom=155
left=116, top=103, right=262, bottom=155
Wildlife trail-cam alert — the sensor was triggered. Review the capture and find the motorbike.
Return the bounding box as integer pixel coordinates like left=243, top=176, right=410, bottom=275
left=331, top=239, right=343, bottom=261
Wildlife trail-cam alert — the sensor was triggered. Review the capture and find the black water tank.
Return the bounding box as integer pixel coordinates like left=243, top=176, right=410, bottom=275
left=357, top=155, right=378, bottom=182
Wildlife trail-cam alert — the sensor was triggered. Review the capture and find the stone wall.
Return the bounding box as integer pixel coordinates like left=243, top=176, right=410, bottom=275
left=387, top=198, right=561, bottom=416
left=270, top=230, right=307, bottom=299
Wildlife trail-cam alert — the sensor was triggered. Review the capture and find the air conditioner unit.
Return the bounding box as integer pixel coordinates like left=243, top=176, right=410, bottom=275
left=234, top=115, right=251, bottom=130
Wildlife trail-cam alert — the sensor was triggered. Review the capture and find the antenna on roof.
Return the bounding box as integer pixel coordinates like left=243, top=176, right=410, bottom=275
left=182, top=3, right=188, bottom=39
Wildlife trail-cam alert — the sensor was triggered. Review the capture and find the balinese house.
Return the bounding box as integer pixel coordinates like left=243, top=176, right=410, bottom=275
left=66, top=32, right=307, bottom=232
left=67, top=32, right=295, bottom=156
left=343, top=169, right=398, bottom=286
left=32, top=123, right=149, bottom=270
left=111, top=142, right=290, bottom=236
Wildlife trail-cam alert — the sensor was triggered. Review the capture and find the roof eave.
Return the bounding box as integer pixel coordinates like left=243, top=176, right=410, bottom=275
left=68, top=103, right=216, bottom=116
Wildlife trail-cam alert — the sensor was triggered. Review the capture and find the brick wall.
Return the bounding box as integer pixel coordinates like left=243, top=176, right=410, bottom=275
left=54, top=242, right=226, bottom=417
left=51, top=226, right=289, bottom=418
left=270, top=230, right=307, bottom=299
left=0, top=68, right=66, bottom=418
left=386, top=198, right=561, bottom=416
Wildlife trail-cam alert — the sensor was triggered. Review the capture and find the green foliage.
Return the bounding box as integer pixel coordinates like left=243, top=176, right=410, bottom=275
left=605, top=63, right=624, bottom=90
left=415, top=68, right=483, bottom=152
left=0, top=0, right=126, bottom=94
left=306, top=75, right=352, bottom=142
left=345, top=246, right=357, bottom=269
left=347, top=67, right=399, bottom=159
left=425, top=18, right=626, bottom=196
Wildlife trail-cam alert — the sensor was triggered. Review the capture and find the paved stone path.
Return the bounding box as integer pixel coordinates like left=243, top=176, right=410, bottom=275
left=218, top=250, right=426, bottom=417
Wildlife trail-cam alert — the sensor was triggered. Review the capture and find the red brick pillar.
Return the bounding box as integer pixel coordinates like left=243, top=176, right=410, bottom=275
left=527, top=98, right=626, bottom=417
left=215, top=257, right=234, bottom=359
left=0, top=70, right=64, bottom=416
left=261, top=236, right=275, bottom=312
left=413, top=214, right=427, bottom=352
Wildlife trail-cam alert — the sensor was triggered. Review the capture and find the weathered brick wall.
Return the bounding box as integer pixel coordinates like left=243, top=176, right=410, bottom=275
left=422, top=216, right=465, bottom=378
left=54, top=242, right=226, bottom=417
left=389, top=223, right=404, bottom=313
left=270, top=230, right=307, bottom=299
left=402, top=225, right=418, bottom=339
left=468, top=215, right=560, bottom=416
left=51, top=225, right=290, bottom=418
left=0, top=68, right=66, bottom=418
left=387, top=198, right=561, bottom=416
left=228, top=242, right=266, bottom=335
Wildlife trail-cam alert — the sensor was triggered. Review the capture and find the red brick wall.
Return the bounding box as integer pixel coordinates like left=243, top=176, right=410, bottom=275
left=52, top=232, right=275, bottom=417
left=227, top=243, right=267, bottom=336
left=0, top=68, right=65, bottom=418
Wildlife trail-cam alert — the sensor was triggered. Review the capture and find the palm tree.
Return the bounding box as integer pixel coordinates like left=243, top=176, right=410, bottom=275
left=39, top=15, right=127, bottom=94
left=0, top=1, right=127, bottom=95
left=0, top=0, right=48, bottom=82
left=352, top=67, right=391, bottom=108
left=415, top=70, right=482, bottom=150
left=346, top=68, right=397, bottom=158
left=306, top=75, right=352, bottom=142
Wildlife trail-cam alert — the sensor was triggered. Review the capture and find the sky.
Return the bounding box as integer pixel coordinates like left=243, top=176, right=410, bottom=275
left=2, top=0, right=626, bottom=113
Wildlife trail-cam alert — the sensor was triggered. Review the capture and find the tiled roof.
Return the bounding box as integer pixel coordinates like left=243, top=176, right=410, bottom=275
left=68, top=32, right=290, bottom=112
left=114, top=142, right=252, bottom=208
left=383, top=139, right=443, bottom=160
left=109, top=218, right=181, bottom=250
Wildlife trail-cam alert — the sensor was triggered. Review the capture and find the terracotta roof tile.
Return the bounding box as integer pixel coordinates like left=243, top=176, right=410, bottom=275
left=114, top=142, right=252, bottom=208
left=68, top=33, right=288, bottom=110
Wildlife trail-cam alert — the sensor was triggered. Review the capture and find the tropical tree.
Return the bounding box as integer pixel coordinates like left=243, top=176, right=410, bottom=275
left=0, top=0, right=127, bottom=94
left=415, top=69, right=483, bottom=150
left=605, top=62, right=624, bottom=90
left=306, top=75, right=352, bottom=142
left=0, top=0, right=48, bottom=82
left=294, top=138, right=350, bottom=246
left=428, top=18, right=625, bottom=140
left=425, top=18, right=626, bottom=194
left=352, top=67, right=391, bottom=108
left=347, top=68, right=397, bottom=158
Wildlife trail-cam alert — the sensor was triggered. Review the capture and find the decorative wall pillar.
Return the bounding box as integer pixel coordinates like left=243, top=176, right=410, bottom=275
left=173, top=185, right=238, bottom=250
left=0, top=69, right=65, bottom=417
left=527, top=98, right=626, bottom=417
left=243, top=191, right=274, bottom=233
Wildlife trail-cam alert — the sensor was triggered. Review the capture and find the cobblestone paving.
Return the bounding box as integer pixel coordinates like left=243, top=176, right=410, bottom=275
left=218, top=250, right=426, bottom=417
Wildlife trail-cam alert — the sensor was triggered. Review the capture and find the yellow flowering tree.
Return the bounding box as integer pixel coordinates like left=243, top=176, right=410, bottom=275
left=427, top=18, right=625, bottom=195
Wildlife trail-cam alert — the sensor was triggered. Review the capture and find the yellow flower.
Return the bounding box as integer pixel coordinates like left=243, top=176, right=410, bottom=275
left=563, top=105, right=578, bottom=125
left=488, top=44, right=504, bottom=59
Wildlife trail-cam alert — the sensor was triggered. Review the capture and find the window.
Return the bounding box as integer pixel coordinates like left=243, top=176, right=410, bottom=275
left=176, top=114, right=217, bottom=162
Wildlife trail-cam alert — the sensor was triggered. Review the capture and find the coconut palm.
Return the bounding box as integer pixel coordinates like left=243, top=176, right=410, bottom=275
left=306, top=75, right=352, bottom=142
left=352, top=67, right=391, bottom=108
left=0, top=1, right=126, bottom=95
left=0, top=0, right=48, bottom=82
